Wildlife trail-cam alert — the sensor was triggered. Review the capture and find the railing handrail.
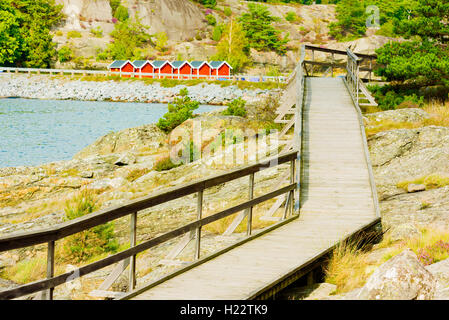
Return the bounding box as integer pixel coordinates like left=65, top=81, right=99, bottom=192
left=0, top=149, right=298, bottom=300
left=343, top=49, right=382, bottom=220
left=293, top=46, right=306, bottom=209
left=304, top=44, right=377, bottom=59
left=0, top=183, right=297, bottom=300
left=0, top=150, right=297, bottom=252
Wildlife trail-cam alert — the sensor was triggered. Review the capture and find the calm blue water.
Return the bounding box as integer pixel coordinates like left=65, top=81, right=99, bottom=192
left=0, top=98, right=218, bottom=168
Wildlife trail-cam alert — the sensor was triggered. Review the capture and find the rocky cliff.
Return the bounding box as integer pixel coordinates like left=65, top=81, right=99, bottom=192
left=51, top=0, right=397, bottom=73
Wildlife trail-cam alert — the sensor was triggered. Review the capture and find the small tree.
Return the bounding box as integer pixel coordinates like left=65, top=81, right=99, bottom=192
left=106, top=17, right=151, bottom=60
left=328, top=0, right=366, bottom=41
left=63, top=190, right=118, bottom=262
left=157, top=89, right=200, bottom=133
left=155, top=32, right=168, bottom=52
left=213, top=19, right=250, bottom=72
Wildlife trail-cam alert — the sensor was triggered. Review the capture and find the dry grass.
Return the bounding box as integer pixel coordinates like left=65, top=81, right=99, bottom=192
left=3, top=251, right=65, bottom=284
left=324, top=227, right=449, bottom=294
left=365, top=101, right=449, bottom=137
left=397, top=173, right=449, bottom=191
left=324, top=234, right=380, bottom=294
left=126, top=168, right=150, bottom=182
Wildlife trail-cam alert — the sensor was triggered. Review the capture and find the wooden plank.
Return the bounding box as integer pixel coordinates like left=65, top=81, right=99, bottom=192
left=89, top=290, right=126, bottom=299
left=97, top=258, right=130, bottom=291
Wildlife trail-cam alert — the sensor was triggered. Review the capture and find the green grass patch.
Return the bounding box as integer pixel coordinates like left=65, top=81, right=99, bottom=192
left=397, top=174, right=449, bottom=191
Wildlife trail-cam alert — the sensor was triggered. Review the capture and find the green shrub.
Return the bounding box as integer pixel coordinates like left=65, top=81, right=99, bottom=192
left=212, top=24, right=223, bottom=41
left=90, top=26, right=103, bottom=38
left=114, top=5, right=129, bottom=22
left=154, top=156, right=181, bottom=171
left=67, top=30, right=82, bottom=38
left=222, top=97, right=247, bottom=117
left=285, top=11, right=297, bottom=22
left=58, top=46, right=73, bottom=63
left=266, top=65, right=281, bottom=77
left=206, top=14, right=216, bottom=26
left=224, top=7, right=232, bottom=17
left=109, top=0, right=121, bottom=16
left=157, top=89, right=200, bottom=133
left=368, top=84, right=425, bottom=111
left=63, top=190, right=119, bottom=262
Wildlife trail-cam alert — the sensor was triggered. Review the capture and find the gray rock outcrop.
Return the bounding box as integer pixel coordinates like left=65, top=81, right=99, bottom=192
left=357, top=249, right=437, bottom=300
left=74, top=124, right=167, bottom=159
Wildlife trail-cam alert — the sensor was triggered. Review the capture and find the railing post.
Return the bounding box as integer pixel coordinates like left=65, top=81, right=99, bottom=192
left=290, top=159, right=295, bottom=215
left=43, top=240, right=55, bottom=300
left=356, top=63, right=360, bottom=107
left=247, top=173, right=254, bottom=236
left=195, top=190, right=203, bottom=260
left=331, top=52, right=334, bottom=77
left=129, top=212, right=137, bottom=291
left=282, top=161, right=295, bottom=220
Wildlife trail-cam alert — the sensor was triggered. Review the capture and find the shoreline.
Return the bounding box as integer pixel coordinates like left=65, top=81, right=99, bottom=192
left=0, top=74, right=281, bottom=105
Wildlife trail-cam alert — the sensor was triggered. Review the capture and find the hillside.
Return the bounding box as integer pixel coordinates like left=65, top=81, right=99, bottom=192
left=50, top=0, right=395, bottom=74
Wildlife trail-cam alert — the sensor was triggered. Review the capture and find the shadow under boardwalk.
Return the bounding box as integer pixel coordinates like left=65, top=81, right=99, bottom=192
left=125, top=77, right=379, bottom=300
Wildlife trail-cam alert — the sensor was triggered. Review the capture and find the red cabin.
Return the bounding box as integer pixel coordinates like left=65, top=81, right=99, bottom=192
left=172, top=61, right=193, bottom=79
left=190, top=61, right=212, bottom=80
left=210, top=61, right=232, bottom=79
left=152, top=60, right=173, bottom=79
left=133, top=60, right=154, bottom=78
left=108, top=60, right=136, bottom=78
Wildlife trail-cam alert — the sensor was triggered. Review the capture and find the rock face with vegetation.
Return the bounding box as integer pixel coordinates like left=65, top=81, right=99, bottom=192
left=368, top=124, right=449, bottom=233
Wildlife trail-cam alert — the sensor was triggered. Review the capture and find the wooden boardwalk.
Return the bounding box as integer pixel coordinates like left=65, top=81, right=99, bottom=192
left=125, top=77, right=379, bottom=300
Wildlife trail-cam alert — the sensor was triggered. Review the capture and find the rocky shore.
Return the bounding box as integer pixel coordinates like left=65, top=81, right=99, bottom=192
left=0, top=74, right=280, bottom=105
left=2, top=103, right=449, bottom=300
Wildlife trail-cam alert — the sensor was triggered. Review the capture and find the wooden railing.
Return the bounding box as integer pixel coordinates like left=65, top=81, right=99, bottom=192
left=343, top=49, right=382, bottom=220
left=0, top=67, right=287, bottom=83
left=0, top=151, right=298, bottom=300
left=302, top=44, right=377, bottom=81
left=345, top=48, right=378, bottom=109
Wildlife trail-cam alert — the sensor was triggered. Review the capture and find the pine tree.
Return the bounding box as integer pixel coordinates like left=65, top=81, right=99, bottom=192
left=238, top=3, right=289, bottom=55
left=395, top=0, right=449, bottom=42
